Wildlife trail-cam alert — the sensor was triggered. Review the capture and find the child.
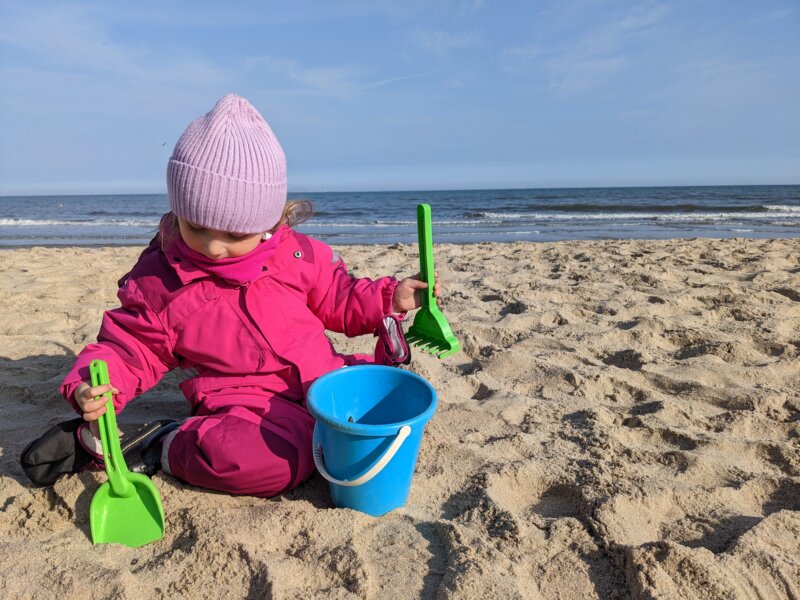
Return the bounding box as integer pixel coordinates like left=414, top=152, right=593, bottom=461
left=20, top=93, right=440, bottom=498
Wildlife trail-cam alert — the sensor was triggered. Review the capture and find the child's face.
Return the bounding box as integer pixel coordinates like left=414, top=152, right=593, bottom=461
left=177, top=217, right=263, bottom=259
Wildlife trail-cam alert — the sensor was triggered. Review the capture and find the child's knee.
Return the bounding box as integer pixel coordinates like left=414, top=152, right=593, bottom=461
left=167, top=409, right=315, bottom=497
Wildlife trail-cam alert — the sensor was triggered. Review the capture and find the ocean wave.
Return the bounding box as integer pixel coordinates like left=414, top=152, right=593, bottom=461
left=474, top=203, right=772, bottom=214
left=460, top=211, right=800, bottom=222
left=437, top=229, right=541, bottom=237
left=766, top=220, right=800, bottom=227
left=306, top=219, right=505, bottom=228
left=87, top=210, right=159, bottom=217
left=5, top=210, right=800, bottom=231
left=0, top=218, right=159, bottom=227
left=764, top=204, right=800, bottom=213
left=0, top=234, right=149, bottom=240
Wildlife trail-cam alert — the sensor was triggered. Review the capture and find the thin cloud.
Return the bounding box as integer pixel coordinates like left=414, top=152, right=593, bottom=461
left=502, top=3, right=670, bottom=94
left=246, top=56, right=440, bottom=99
left=448, top=0, right=488, bottom=17
left=501, top=44, right=544, bottom=74
left=751, top=6, right=799, bottom=26
left=362, top=69, right=441, bottom=90
left=407, top=28, right=481, bottom=54
left=246, top=56, right=367, bottom=100
left=0, top=3, right=228, bottom=89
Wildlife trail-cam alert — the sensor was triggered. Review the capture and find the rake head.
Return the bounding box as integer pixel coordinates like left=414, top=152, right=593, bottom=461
left=406, top=303, right=460, bottom=358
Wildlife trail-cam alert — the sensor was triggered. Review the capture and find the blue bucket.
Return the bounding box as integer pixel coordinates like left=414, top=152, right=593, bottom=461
left=307, top=365, right=437, bottom=516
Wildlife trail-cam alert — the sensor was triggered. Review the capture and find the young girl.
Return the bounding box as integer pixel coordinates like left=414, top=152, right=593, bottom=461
left=21, top=93, right=440, bottom=498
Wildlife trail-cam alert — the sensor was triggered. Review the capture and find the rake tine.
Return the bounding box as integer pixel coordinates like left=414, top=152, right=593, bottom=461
left=416, top=340, right=433, bottom=352
left=428, top=341, right=445, bottom=353
left=433, top=345, right=449, bottom=357
left=423, top=340, right=440, bottom=353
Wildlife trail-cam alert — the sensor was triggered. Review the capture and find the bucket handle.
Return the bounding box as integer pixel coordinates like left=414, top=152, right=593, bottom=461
left=312, top=424, right=412, bottom=487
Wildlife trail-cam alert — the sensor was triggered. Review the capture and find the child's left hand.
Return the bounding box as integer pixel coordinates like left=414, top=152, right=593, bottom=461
left=392, top=272, right=442, bottom=313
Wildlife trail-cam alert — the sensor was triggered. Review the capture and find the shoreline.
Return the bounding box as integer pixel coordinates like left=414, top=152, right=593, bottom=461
left=1, top=231, right=800, bottom=251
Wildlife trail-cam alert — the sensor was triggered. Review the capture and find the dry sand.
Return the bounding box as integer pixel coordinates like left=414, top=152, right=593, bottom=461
left=1, top=237, right=799, bottom=599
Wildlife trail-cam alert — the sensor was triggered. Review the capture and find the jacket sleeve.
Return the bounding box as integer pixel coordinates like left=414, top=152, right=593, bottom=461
left=60, top=278, right=177, bottom=415
left=306, top=241, right=399, bottom=337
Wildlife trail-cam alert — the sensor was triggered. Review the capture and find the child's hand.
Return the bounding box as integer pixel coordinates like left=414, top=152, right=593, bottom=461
left=73, top=382, right=119, bottom=437
left=392, top=272, right=443, bottom=313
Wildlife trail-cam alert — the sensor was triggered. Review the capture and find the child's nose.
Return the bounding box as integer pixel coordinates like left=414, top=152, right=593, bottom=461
left=205, top=239, right=226, bottom=259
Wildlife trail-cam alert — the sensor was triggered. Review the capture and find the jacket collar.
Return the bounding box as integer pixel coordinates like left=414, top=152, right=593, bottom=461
left=162, top=226, right=293, bottom=286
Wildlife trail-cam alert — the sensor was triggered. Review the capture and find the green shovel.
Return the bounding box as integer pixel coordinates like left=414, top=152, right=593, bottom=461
left=88, top=359, right=165, bottom=547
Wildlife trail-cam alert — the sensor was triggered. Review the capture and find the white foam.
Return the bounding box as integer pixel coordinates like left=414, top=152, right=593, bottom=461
left=765, top=204, right=800, bottom=213
left=0, top=218, right=159, bottom=227
left=307, top=219, right=504, bottom=228
left=476, top=210, right=800, bottom=222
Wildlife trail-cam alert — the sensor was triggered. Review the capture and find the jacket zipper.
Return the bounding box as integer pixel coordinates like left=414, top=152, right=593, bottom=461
left=220, top=288, right=267, bottom=371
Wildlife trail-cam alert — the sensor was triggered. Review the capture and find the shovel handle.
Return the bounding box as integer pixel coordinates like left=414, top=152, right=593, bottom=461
left=90, top=360, right=133, bottom=498
left=417, top=204, right=435, bottom=309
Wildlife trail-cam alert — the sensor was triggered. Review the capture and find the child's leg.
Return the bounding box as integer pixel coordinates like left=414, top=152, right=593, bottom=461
left=163, top=397, right=316, bottom=498
left=20, top=418, right=177, bottom=486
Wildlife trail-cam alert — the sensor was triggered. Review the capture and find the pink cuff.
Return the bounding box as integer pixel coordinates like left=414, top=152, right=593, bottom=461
left=61, top=379, right=86, bottom=415
left=381, top=277, right=406, bottom=320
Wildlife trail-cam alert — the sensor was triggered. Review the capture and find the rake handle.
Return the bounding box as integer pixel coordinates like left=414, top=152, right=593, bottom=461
left=417, top=203, right=435, bottom=309
left=89, top=360, right=133, bottom=498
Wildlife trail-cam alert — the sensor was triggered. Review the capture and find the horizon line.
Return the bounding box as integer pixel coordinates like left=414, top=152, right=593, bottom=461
left=2, top=182, right=799, bottom=199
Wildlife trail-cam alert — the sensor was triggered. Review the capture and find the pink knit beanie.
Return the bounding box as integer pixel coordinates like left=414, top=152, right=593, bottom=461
left=166, top=93, right=287, bottom=234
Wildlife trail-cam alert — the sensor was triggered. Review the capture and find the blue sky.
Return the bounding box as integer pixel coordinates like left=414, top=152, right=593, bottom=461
left=1, top=0, right=798, bottom=194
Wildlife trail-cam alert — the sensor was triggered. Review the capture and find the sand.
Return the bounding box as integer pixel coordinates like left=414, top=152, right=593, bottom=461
left=0, top=237, right=798, bottom=599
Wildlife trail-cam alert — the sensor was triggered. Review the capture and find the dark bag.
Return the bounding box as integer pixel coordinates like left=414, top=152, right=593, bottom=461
left=20, top=418, right=178, bottom=486
left=19, top=418, right=97, bottom=486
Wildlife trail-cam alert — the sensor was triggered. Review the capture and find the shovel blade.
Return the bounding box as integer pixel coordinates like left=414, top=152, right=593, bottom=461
left=90, top=474, right=165, bottom=547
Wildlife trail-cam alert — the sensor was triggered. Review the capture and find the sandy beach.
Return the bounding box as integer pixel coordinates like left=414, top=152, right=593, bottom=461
left=1, top=236, right=798, bottom=599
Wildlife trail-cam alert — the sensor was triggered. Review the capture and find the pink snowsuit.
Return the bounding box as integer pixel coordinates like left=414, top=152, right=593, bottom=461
left=60, top=225, right=398, bottom=497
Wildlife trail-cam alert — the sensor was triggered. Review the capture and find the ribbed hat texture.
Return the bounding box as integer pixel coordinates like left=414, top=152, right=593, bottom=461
left=167, top=93, right=287, bottom=234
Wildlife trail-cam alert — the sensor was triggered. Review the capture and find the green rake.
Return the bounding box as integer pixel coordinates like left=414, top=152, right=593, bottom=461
left=406, top=204, right=460, bottom=359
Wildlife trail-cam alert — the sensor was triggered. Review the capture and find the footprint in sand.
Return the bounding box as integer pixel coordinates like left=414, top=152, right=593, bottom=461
left=448, top=466, right=593, bottom=538
left=596, top=476, right=800, bottom=554
left=499, top=300, right=527, bottom=316
left=601, top=349, right=645, bottom=370
left=353, top=517, right=449, bottom=599
left=481, top=467, right=630, bottom=598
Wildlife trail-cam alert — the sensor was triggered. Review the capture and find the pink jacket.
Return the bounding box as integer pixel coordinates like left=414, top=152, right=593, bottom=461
left=61, top=227, right=398, bottom=416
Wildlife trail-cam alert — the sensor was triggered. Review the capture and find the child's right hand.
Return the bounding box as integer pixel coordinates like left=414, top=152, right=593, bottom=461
left=73, top=382, right=119, bottom=437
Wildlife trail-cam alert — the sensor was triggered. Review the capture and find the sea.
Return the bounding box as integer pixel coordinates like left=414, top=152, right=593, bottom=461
left=1, top=185, right=799, bottom=247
